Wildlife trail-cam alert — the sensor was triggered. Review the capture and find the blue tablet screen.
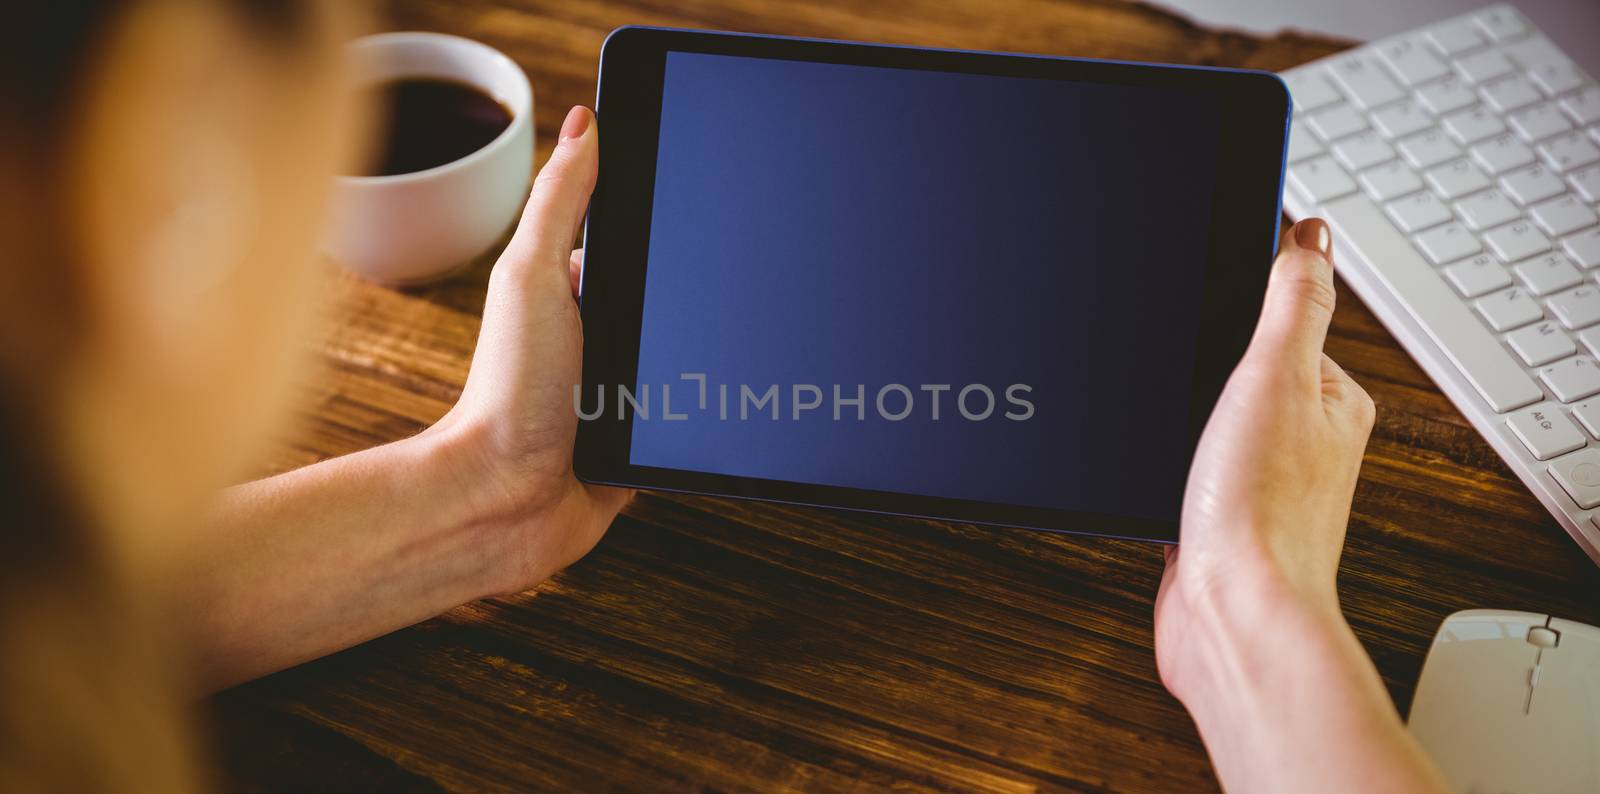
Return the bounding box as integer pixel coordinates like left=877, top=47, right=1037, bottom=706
left=623, top=50, right=1222, bottom=524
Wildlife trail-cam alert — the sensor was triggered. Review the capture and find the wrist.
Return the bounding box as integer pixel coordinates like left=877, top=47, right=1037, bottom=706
left=413, top=416, right=505, bottom=523
left=1161, top=548, right=1351, bottom=709
left=1159, top=550, right=1444, bottom=793
left=404, top=417, right=535, bottom=598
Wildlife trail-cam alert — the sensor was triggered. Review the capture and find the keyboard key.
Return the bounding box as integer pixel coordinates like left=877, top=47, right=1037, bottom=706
left=1290, top=156, right=1358, bottom=203
left=1484, top=220, right=1551, bottom=262
left=1399, top=131, right=1463, bottom=169
left=1360, top=161, right=1423, bottom=201
left=1553, top=290, right=1600, bottom=331
left=1550, top=448, right=1600, bottom=507
left=1475, top=7, right=1528, bottom=42
left=1329, top=58, right=1405, bottom=109
left=1501, top=163, right=1567, bottom=204
left=1322, top=194, right=1541, bottom=411
left=1427, top=20, right=1487, bottom=57
left=1507, top=322, right=1576, bottom=365
left=1287, top=71, right=1342, bottom=112
left=1444, top=107, right=1508, bottom=144
left=1481, top=75, right=1542, bottom=113
left=1541, top=356, right=1600, bottom=402
left=1510, top=102, right=1574, bottom=142
left=1443, top=254, right=1513, bottom=297
left=1572, top=164, right=1600, bottom=203
left=1416, top=221, right=1482, bottom=264
left=1499, top=34, right=1566, bottom=70
left=1287, top=121, right=1324, bottom=162
left=1562, top=86, right=1600, bottom=126
left=1513, top=252, right=1583, bottom=295
left=1308, top=104, right=1368, bottom=141
left=1371, top=101, right=1432, bottom=139
left=1377, top=38, right=1449, bottom=86
left=1455, top=189, right=1520, bottom=231
left=1548, top=283, right=1600, bottom=329
left=1387, top=191, right=1454, bottom=233
left=1454, top=49, right=1515, bottom=84
left=1477, top=286, right=1543, bottom=331
left=1538, top=131, right=1600, bottom=172
left=1579, top=326, right=1600, bottom=357
left=1417, top=76, right=1479, bottom=116
left=1334, top=131, right=1395, bottom=171
left=1471, top=134, right=1536, bottom=174
left=1426, top=159, right=1492, bottom=199
left=1507, top=403, right=1585, bottom=460
left=1528, top=60, right=1586, bottom=96
left=1564, top=228, right=1600, bottom=269
left=1531, top=196, right=1599, bottom=238
left=1572, top=399, right=1600, bottom=436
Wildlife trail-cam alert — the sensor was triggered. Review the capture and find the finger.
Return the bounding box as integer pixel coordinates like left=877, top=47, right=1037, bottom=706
left=1320, top=351, right=1353, bottom=386
left=1320, top=353, right=1377, bottom=432
left=585, top=482, right=635, bottom=520
left=569, top=248, right=584, bottom=300
left=1154, top=544, right=1179, bottom=616
left=1245, top=218, right=1337, bottom=378
left=498, top=106, right=598, bottom=287
left=1319, top=352, right=1357, bottom=404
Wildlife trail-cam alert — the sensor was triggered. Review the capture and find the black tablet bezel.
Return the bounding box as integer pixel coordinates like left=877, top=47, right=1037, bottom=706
left=575, top=26, right=1290, bottom=543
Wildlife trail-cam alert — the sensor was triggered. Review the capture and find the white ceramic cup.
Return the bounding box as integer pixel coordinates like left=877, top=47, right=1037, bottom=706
left=324, top=32, right=534, bottom=285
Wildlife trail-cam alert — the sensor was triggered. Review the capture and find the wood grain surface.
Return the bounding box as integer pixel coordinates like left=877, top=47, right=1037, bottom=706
left=207, top=1, right=1600, bottom=791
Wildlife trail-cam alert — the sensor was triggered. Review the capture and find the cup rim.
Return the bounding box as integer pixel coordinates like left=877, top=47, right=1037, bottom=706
left=337, top=31, right=533, bottom=187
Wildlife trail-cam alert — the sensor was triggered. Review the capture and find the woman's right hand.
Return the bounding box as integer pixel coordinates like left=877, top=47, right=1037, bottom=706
left=1151, top=218, right=1448, bottom=793
left=1155, top=218, right=1374, bottom=674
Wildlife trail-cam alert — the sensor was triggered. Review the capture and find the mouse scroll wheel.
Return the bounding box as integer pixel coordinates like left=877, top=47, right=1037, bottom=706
left=1527, top=626, right=1561, bottom=648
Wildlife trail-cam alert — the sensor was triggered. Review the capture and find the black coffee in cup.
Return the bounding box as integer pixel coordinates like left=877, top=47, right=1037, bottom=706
left=360, top=77, right=512, bottom=176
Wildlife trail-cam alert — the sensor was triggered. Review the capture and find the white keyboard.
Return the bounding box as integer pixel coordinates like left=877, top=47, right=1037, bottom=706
left=1281, top=3, right=1600, bottom=566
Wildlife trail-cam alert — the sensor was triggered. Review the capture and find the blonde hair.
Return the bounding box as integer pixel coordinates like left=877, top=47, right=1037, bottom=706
left=0, top=460, right=202, bottom=791
left=0, top=3, right=310, bottom=789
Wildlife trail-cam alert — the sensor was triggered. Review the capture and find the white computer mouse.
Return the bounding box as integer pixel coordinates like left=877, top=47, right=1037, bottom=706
left=1407, top=609, right=1600, bottom=792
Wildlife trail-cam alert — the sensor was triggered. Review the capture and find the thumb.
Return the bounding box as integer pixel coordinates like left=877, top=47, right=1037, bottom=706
left=497, top=106, right=598, bottom=286
left=584, top=481, right=635, bottom=523
left=1246, top=218, right=1337, bottom=378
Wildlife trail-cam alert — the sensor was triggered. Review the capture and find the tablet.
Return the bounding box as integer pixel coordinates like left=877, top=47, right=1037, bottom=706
left=575, top=27, right=1290, bottom=542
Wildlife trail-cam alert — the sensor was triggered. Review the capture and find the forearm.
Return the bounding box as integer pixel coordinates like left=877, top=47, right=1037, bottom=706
left=1174, top=577, right=1449, bottom=794
left=161, top=425, right=512, bottom=693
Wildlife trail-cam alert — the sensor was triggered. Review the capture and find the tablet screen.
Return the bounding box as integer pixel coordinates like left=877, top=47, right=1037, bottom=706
left=619, top=50, right=1228, bottom=524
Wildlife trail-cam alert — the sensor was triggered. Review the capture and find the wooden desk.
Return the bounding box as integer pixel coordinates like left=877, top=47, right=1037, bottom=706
left=209, top=1, right=1600, bottom=790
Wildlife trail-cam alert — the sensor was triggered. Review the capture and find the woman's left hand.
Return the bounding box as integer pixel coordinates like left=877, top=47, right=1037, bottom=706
left=174, top=106, right=629, bottom=690
left=429, top=105, right=632, bottom=593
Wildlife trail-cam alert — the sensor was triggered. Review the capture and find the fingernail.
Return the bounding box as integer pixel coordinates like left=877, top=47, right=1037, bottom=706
left=559, top=106, right=590, bottom=141
left=1294, top=218, right=1332, bottom=259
